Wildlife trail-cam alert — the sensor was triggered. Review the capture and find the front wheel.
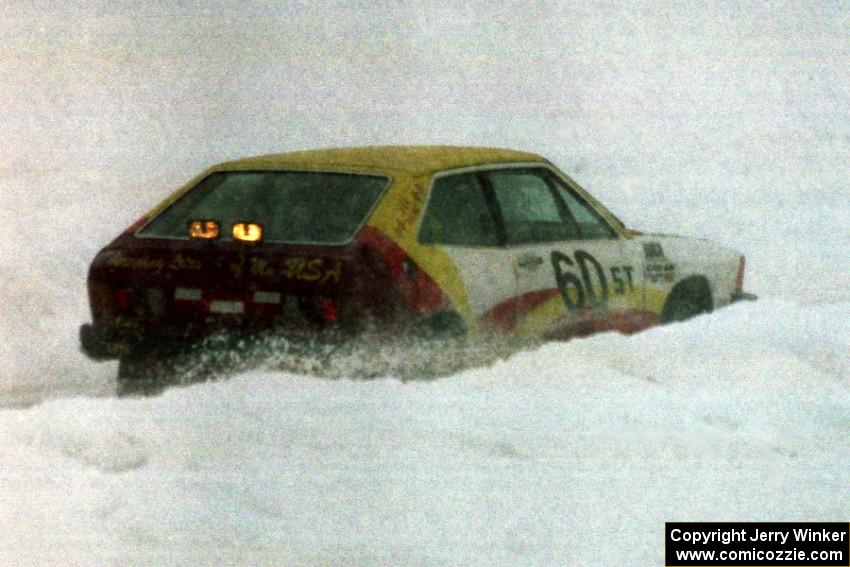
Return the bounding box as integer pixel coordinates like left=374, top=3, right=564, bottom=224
left=660, top=278, right=713, bottom=324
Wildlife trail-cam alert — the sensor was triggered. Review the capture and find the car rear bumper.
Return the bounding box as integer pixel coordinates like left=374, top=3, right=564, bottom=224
left=80, top=322, right=205, bottom=361
left=80, top=323, right=133, bottom=360
left=80, top=319, right=354, bottom=362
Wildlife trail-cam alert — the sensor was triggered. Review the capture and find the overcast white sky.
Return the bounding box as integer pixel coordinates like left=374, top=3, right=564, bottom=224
left=3, top=1, right=847, bottom=175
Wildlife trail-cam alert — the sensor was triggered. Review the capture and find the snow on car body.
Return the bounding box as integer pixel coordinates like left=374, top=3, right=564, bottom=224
left=80, top=146, right=752, bottom=372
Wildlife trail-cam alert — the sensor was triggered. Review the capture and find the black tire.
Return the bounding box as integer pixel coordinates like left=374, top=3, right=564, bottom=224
left=116, top=353, right=196, bottom=396
left=117, top=336, right=259, bottom=395
left=117, top=354, right=170, bottom=396
left=660, top=278, right=713, bottom=324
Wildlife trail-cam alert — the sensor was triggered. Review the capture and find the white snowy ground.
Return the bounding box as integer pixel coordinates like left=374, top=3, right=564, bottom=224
left=1, top=2, right=848, bottom=565
left=1, top=301, right=849, bottom=565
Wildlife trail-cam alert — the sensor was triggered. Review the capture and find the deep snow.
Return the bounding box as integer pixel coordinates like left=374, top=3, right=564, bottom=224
left=1, top=1, right=848, bottom=565
left=1, top=301, right=848, bottom=565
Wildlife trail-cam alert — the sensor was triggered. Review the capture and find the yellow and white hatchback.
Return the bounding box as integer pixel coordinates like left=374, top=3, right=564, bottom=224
left=81, top=146, right=753, bottom=376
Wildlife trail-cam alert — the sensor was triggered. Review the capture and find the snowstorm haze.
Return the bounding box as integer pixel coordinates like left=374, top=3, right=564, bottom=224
left=0, top=2, right=848, bottom=564
left=4, top=2, right=848, bottom=285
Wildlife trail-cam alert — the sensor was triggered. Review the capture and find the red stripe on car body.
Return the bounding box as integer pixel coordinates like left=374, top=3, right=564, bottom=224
left=356, top=226, right=450, bottom=315
left=478, top=289, right=561, bottom=332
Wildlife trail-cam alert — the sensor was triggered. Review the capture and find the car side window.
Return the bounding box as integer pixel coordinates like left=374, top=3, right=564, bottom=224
left=418, top=173, right=500, bottom=246
left=486, top=169, right=580, bottom=244
left=547, top=173, right=617, bottom=239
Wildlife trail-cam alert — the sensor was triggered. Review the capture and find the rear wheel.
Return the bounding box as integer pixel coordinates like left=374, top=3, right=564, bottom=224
left=116, top=335, right=272, bottom=395
left=660, top=278, right=713, bottom=324
left=117, top=354, right=171, bottom=396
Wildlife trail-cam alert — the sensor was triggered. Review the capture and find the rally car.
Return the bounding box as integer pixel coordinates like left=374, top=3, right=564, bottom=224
left=80, top=146, right=754, bottom=381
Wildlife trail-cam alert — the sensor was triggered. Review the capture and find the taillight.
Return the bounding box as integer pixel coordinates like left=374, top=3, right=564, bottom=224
left=735, top=255, right=746, bottom=294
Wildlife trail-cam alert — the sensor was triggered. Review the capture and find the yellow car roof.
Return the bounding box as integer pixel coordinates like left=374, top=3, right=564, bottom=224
left=212, top=146, right=548, bottom=176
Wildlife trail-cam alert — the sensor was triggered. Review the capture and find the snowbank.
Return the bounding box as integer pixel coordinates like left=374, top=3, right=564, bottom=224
left=1, top=300, right=847, bottom=565
left=2, top=2, right=848, bottom=402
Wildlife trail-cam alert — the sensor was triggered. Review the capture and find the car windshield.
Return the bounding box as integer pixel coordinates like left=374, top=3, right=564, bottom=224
left=137, top=171, right=389, bottom=244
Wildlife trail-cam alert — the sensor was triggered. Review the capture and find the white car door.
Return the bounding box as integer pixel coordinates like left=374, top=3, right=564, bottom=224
left=482, top=166, right=647, bottom=339
left=417, top=171, right=518, bottom=331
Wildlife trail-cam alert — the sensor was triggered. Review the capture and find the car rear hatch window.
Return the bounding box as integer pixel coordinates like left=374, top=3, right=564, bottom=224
left=137, top=171, right=389, bottom=244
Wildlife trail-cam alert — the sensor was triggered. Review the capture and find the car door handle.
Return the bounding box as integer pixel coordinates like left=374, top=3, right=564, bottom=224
left=516, top=254, right=544, bottom=270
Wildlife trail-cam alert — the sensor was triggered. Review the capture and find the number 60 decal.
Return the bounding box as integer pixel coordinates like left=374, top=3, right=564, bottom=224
left=550, top=250, right=609, bottom=310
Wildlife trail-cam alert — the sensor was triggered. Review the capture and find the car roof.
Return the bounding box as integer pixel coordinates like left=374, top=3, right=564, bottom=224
left=211, top=146, right=548, bottom=176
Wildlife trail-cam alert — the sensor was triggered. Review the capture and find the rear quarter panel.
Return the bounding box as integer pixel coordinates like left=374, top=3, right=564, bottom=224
left=365, top=173, right=472, bottom=323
